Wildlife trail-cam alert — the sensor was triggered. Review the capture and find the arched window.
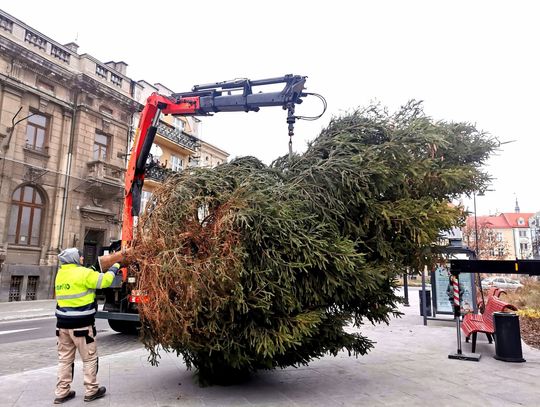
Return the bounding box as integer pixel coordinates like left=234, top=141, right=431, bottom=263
left=7, top=185, right=44, bottom=246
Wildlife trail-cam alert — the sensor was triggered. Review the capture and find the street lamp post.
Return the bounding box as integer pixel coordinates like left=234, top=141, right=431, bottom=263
left=472, top=190, right=489, bottom=258
left=473, top=191, right=486, bottom=311
left=473, top=192, right=479, bottom=258
left=403, top=269, right=409, bottom=307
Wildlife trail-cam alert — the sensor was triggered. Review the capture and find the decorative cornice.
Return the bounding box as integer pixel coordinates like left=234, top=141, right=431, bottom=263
left=75, top=74, right=141, bottom=113
left=0, top=36, right=143, bottom=113
left=0, top=35, right=74, bottom=82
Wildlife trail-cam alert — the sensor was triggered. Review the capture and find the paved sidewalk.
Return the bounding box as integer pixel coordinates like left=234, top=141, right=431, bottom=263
left=1, top=289, right=539, bottom=406
left=0, top=299, right=56, bottom=321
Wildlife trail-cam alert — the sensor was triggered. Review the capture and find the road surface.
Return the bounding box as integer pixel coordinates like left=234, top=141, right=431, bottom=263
left=0, top=316, right=143, bottom=376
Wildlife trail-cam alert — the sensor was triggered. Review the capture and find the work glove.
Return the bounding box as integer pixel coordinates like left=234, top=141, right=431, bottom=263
left=109, top=263, right=121, bottom=275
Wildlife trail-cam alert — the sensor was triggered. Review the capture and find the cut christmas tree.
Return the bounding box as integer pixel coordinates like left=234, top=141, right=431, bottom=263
left=130, top=101, right=497, bottom=385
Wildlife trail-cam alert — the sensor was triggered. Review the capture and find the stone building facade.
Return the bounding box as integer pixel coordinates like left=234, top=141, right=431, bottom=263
left=0, top=9, right=141, bottom=301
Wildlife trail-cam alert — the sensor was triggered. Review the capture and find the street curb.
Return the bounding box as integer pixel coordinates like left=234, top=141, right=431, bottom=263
left=0, top=314, right=54, bottom=322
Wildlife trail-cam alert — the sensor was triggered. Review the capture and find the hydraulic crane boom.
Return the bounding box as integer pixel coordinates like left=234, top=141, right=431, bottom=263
left=122, top=74, right=310, bottom=246
left=95, top=74, right=324, bottom=332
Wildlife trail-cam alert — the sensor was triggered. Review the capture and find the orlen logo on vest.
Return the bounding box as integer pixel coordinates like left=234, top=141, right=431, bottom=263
left=56, top=283, right=71, bottom=291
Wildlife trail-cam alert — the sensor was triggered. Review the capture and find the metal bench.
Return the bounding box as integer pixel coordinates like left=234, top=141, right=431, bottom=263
left=462, top=295, right=517, bottom=353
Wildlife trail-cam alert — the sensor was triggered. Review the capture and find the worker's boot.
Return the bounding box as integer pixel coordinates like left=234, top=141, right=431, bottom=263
left=84, top=387, right=106, bottom=402
left=53, top=390, right=76, bottom=404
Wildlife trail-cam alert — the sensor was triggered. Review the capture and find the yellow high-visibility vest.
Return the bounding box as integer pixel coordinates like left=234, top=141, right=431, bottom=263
left=55, top=264, right=115, bottom=319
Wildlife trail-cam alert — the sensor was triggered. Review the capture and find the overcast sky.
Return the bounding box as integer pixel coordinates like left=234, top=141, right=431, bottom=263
left=3, top=0, right=539, bottom=216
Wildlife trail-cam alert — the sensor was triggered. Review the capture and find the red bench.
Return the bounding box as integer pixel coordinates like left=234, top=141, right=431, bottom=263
left=476, top=287, right=506, bottom=313
left=462, top=295, right=517, bottom=353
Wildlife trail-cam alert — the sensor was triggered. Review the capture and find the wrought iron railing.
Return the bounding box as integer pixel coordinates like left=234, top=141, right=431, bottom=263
left=9, top=276, right=22, bottom=302
left=157, top=123, right=199, bottom=151
left=145, top=160, right=171, bottom=183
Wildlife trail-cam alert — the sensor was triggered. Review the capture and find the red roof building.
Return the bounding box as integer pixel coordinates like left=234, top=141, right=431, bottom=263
left=464, top=212, right=534, bottom=260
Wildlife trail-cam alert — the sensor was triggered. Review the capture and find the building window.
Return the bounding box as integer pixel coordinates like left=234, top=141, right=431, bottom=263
left=9, top=276, right=23, bottom=302
left=0, top=15, right=14, bottom=32
left=496, top=232, right=503, bottom=242
left=519, top=230, right=527, bottom=238
left=173, top=117, right=184, bottom=132
left=96, top=65, right=108, bottom=79
left=497, top=247, right=505, bottom=257
left=170, top=155, right=183, bottom=172
left=8, top=185, right=44, bottom=246
left=93, top=133, right=109, bottom=160
left=26, top=276, right=39, bottom=301
left=111, top=73, right=122, bottom=87
left=24, top=30, right=47, bottom=50
left=25, top=113, right=48, bottom=152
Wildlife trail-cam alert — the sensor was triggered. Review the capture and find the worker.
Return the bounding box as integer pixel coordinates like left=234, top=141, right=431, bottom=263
left=53, top=248, right=121, bottom=404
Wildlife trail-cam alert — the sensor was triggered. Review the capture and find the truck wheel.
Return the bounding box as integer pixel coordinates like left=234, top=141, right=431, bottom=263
left=108, top=319, right=140, bottom=335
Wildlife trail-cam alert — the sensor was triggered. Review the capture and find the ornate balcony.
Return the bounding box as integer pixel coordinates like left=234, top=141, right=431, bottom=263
left=87, top=160, right=124, bottom=182
left=157, top=123, right=199, bottom=151
left=84, top=161, right=125, bottom=196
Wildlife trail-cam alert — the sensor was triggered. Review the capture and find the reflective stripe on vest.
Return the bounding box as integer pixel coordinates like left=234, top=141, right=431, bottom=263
left=56, top=289, right=95, bottom=300
left=96, top=273, right=104, bottom=289
left=55, top=308, right=96, bottom=317
left=55, top=302, right=96, bottom=318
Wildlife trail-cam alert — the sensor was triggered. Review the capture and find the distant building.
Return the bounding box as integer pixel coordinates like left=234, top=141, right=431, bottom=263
left=0, top=9, right=140, bottom=301
left=530, top=212, right=540, bottom=259
left=464, top=212, right=535, bottom=259
left=198, top=140, right=229, bottom=168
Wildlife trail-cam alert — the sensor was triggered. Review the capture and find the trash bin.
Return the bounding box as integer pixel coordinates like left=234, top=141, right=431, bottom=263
left=493, top=312, right=526, bottom=363
left=419, top=290, right=432, bottom=317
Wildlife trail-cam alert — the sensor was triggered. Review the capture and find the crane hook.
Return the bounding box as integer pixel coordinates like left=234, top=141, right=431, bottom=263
left=286, top=104, right=296, bottom=160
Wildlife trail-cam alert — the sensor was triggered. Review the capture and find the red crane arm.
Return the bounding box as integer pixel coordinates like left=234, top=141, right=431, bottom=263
left=121, top=74, right=310, bottom=248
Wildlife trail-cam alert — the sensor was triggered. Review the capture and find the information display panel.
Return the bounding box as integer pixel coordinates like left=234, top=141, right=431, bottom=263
left=433, top=265, right=476, bottom=315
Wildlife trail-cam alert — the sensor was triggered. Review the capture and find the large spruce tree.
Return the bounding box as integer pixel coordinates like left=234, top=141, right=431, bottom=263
left=131, top=101, right=497, bottom=385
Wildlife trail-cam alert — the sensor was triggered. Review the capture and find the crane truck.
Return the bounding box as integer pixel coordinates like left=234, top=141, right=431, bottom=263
left=95, top=74, right=323, bottom=333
